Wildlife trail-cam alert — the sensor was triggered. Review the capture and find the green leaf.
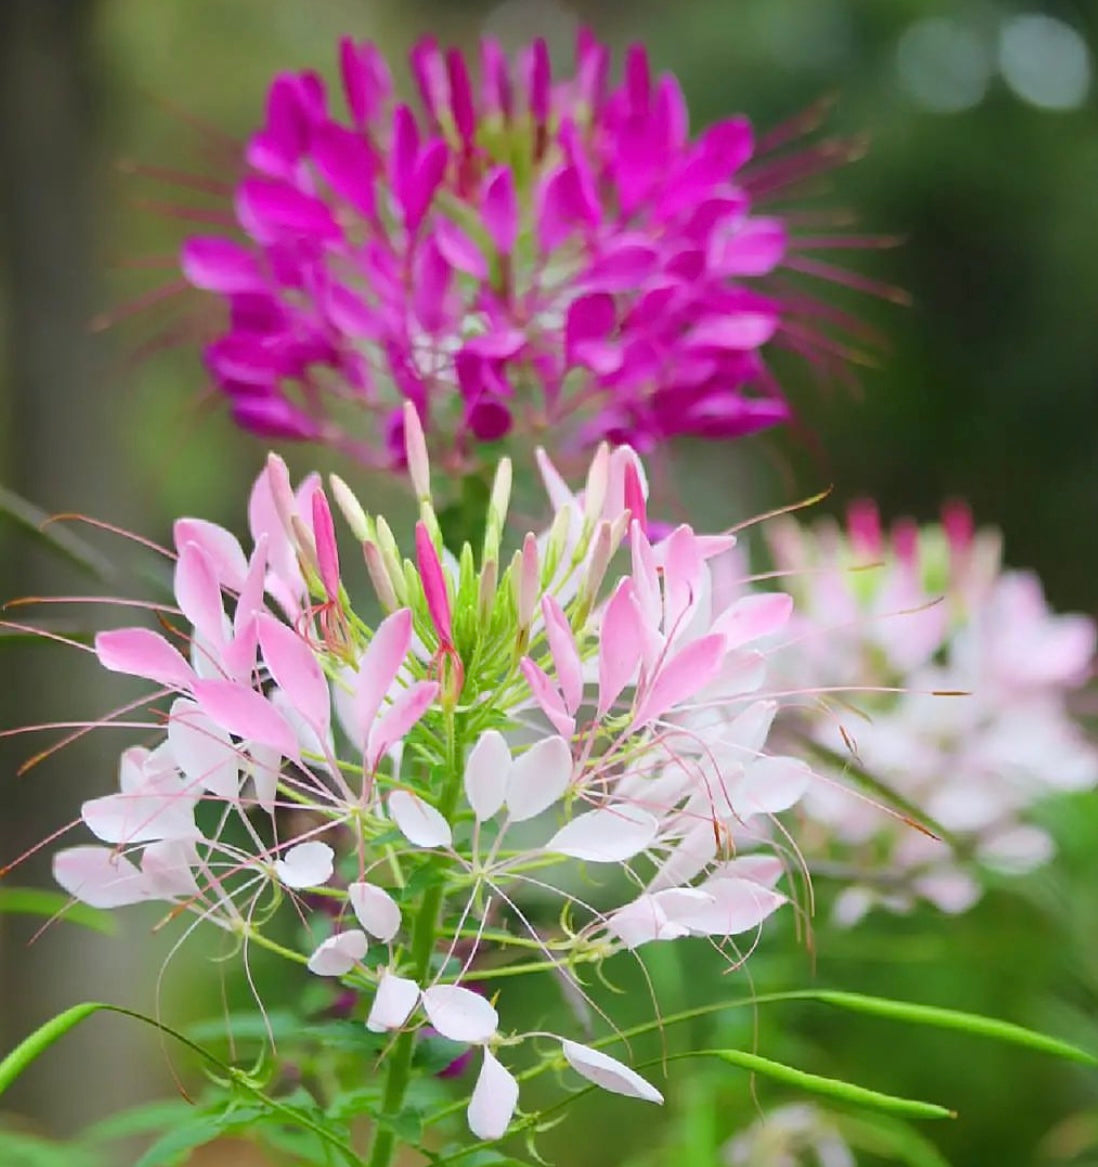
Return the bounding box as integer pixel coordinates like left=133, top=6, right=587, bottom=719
left=0, top=1127, right=100, bottom=1167
left=134, top=1114, right=225, bottom=1167
left=0, top=1003, right=105, bottom=1096
left=80, top=1100, right=196, bottom=1145
left=0, top=485, right=116, bottom=581
left=702, top=1048, right=953, bottom=1120
left=0, top=887, right=115, bottom=935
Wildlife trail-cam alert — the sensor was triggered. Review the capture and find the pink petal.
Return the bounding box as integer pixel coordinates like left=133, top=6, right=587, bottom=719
left=561, top=1040, right=663, bottom=1104
left=632, top=634, right=726, bottom=728
left=546, top=805, right=659, bottom=863
left=256, top=613, right=331, bottom=735
left=422, top=985, right=498, bottom=1043
left=307, top=930, right=368, bottom=976
left=95, top=628, right=195, bottom=690
left=167, top=697, right=241, bottom=800
left=598, top=581, right=642, bottom=716
left=174, top=519, right=249, bottom=592
left=366, top=971, right=421, bottom=1032
left=192, top=679, right=299, bottom=759
left=519, top=658, right=575, bottom=740
left=506, top=735, right=572, bottom=822
left=368, top=681, right=439, bottom=769
left=463, top=730, right=511, bottom=822
left=467, top=1048, right=519, bottom=1141
left=348, top=882, right=402, bottom=941
left=310, top=488, right=341, bottom=601
left=542, top=595, right=583, bottom=714
left=81, top=780, right=198, bottom=846
left=354, top=609, right=413, bottom=741
left=713, top=592, right=793, bottom=650
left=53, top=846, right=150, bottom=908
left=274, top=840, right=334, bottom=889
left=389, top=790, right=452, bottom=849
left=175, top=542, right=227, bottom=652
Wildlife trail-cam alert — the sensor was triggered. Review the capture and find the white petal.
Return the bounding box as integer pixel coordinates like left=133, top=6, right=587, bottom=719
left=605, top=896, right=688, bottom=949
left=52, top=846, right=150, bottom=908
left=140, top=839, right=200, bottom=900
left=546, top=805, right=658, bottom=863
left=307, top=930, right=368, bottom=976
left=348, top=881, right=402, bottom=941
left=467, top=1048, right=519, bottom=1141
left=366, top=971, right=421, bottom=1032
left=81, top=775, right=198, bottom=845
left=274, top=841, right=334, bottom=889
left=561, top=1040, right=663, bottom=1104
left=733, top=756, right=813, bottom=817
left=464, top=730, right=511, bottom=821
left=506, top=735, right=572, bottom=822
left=167, top=697, right=241, bottom=800
left=389, top=790, right=452, bottom=849
left=659, top=878, right=785, bottom=936
left=422, top=984, right=499, bottom=1044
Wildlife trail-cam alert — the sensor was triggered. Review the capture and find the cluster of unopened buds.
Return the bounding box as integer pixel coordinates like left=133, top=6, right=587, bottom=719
left=52, top=404, right=815, bottom=1141
left=764, top=500, right=1098, bottom=922
left=178, top=29, right=874, bottom=472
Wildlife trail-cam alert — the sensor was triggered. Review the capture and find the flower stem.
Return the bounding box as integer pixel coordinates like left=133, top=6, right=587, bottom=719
left=367, top=714, right=463, bottom=1167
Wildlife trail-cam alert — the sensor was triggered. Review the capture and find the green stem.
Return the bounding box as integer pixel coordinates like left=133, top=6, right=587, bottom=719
left=367, top=714, right=463, bottom=1167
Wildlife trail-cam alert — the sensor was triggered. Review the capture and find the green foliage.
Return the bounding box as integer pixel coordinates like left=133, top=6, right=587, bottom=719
left=0, top=887, right=116, bottom=935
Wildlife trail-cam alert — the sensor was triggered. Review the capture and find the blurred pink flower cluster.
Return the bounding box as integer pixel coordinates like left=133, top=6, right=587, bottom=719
left=765, top=499, right=1098, bottom=921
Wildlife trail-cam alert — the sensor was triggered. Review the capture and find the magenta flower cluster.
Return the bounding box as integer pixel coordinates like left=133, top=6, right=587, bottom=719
left=182, top=32, right=841, bottom=471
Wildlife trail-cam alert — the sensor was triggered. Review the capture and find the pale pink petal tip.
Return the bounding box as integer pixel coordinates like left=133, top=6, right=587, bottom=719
left=366, top=971, right=421, bottom=1032
left=307, top=929, right=368, bottom=976
left=467, top=1048, right=519, bottom=1140
left=422, top=984, right=499, bottom=1044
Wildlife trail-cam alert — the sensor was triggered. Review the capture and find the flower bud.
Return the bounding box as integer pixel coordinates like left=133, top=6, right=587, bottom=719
left=404, top=400, right=432, bottom=502
left=329, top=474, right=370, bottom=543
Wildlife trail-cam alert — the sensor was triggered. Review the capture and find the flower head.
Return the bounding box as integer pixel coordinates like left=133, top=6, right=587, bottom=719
left=39, top=432, right=819, bottom=1144
left=180, top=31, right=880, bottom=476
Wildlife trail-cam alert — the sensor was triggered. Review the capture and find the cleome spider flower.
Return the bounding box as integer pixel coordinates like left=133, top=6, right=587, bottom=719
left=763, top=500, right=1098, bottom=923
left=42, top=405, right=818, bottom=1151
left=179, top=29, right=885, bottom=474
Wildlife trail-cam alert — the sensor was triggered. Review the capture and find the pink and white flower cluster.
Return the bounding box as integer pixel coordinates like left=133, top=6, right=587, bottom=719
left=49, top=417, right=815, bottom=1141
left=765, top=500, right=1098, bottom=921
left=181, top=30, right=866, bottom=470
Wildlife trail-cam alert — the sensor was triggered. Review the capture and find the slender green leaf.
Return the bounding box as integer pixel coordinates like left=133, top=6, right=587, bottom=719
left=80, top=1100, right=199, bottom=1146
left=0, top=888, right=115, bottom=935
left=700, top=1049, right=953, bottom=1120
left=0, top=1127, right=100, bottom=1167
left=0, top=485, right=116, bottom=580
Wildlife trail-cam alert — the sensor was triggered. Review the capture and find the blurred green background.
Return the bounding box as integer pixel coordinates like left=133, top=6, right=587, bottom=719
left=1, top=1, right=1096, bottom=1163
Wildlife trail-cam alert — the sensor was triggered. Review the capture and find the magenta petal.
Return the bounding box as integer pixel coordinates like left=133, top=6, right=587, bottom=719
left=686, top=314, right=779, bottom=351
left=181, top=237, right=264, bottom=294
left=416, top=522, right=454, bottom=644
left=354, top=609, right=413, bottom=739
left=236, top=178, right=342, bottom=245
left=434, top=218, right=487, bottom=278
left=312, top=121, right=376, bottom=218
left=466, top=399, right=512, bottom=442
left=482, top=167, right=518, bottom=254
